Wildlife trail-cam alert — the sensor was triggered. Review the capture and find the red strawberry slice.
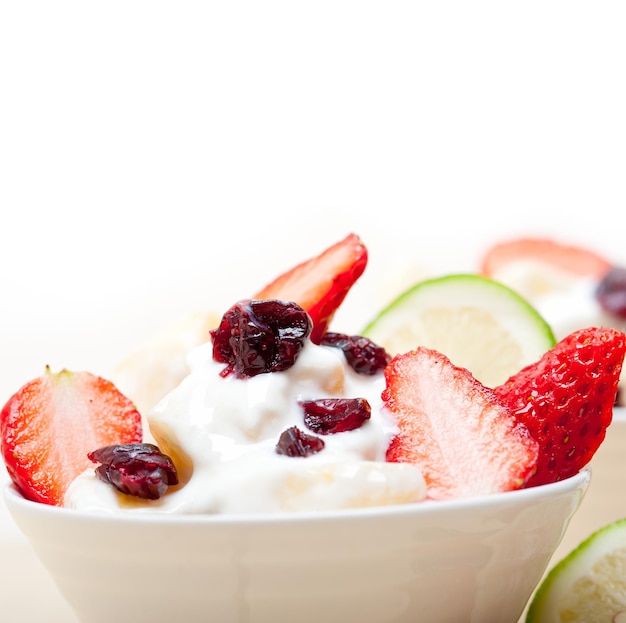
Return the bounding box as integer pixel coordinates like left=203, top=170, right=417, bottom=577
left=495, top=327, right=626, bottom=487
left=383, top=348, right=538, bottom=500
left=1, top=367, right=143, bottom=505
left=481, top=237, right=612, bottom=279
left=253, top=233, right=368, bottom=343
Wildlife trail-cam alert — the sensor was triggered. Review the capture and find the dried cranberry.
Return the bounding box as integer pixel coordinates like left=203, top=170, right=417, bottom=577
left=300, top=397, right=371, bottom=434
left=211, top=299, right=312, bottom=378
left=596, top=266, right=626, bottom=319
left=320, top=332, right=391, bottom=375
left=275, top=426, right=325, bottom=457
left=88, top=443, right=178, bottom=500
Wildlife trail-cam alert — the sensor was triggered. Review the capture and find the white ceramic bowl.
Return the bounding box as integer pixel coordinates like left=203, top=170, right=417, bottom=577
left=4, top=470, right=589, bottom=623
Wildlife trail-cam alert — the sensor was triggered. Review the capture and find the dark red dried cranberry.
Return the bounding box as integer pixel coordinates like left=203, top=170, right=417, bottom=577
left=596, top=266, right=626, bottom=319
left=211, top=299, right=312, bottom=378
left=275, top=426, right=325, bottom=457
left=320, top=332, right=391, bottom=375
left=299, top=397, right=371, bottom=434
left=88, top=443, right=179, bottom=500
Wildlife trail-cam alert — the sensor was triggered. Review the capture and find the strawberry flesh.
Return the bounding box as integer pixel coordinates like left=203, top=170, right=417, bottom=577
left=1, top=367, right=143, bottom=505
left=481, top=237, right=612, bottom=279
left=383, top=348, right=538, bottom=500
left=495, top=327, right=626, bottom=487
left=253, top=233, right=368, bottom=343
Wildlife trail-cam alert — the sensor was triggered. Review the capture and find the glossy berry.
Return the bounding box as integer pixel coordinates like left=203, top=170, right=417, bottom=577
left=300, top=398, right=371, bottom=434
left=211, top=299, right=312, bottom=378
left=495, top=327, right=626, bottom=487
left=275, top=426, right=325, bottom=457
left=89, top=443, right=178, bottom=500
left=319, top=332, right=391, bottom=375
left=596, top=266, right=626, bottom=320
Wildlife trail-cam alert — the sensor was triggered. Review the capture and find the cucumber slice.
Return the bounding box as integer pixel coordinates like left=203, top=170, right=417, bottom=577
left=526, top=518, right=626, bottom=622
left=362, top=274, right=556, bottom=388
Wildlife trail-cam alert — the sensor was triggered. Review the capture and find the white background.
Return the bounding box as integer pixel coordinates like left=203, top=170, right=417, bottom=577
left=1, top=0, right=625, bottom=541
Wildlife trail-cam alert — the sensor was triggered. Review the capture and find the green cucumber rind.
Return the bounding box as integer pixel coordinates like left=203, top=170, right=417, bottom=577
left=525, top=517, right=626, bottom=622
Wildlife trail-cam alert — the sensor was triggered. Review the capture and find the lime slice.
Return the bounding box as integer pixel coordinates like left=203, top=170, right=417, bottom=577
left=526, top=518, right=626, bottom=622
left=361, top=273, right=556, bottom=388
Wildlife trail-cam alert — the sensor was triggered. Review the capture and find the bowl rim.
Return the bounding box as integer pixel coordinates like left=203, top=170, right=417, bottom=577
left=3, top=468, right=591, bottom=527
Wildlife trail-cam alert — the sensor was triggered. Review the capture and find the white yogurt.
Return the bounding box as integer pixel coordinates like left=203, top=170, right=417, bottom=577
left=65, top=341, right=427, bottom=514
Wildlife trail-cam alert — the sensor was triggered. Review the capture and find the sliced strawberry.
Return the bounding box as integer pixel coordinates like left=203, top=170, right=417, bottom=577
left=253, top=233, right=368, bottom=343
left=1, top=367, right=143, bottom=505
left=383, top=348, right=538, bottom=500
left=495, top=327, right=626, bottom=487
left=480, top=237, right=612, bottom=279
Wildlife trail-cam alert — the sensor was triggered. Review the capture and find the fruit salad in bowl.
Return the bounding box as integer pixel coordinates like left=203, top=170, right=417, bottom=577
left=1, top=233, right=624, bottom=623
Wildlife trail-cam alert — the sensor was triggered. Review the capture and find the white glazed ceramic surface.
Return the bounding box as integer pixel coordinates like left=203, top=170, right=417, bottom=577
left=4, top=470, right=589, bottom=623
